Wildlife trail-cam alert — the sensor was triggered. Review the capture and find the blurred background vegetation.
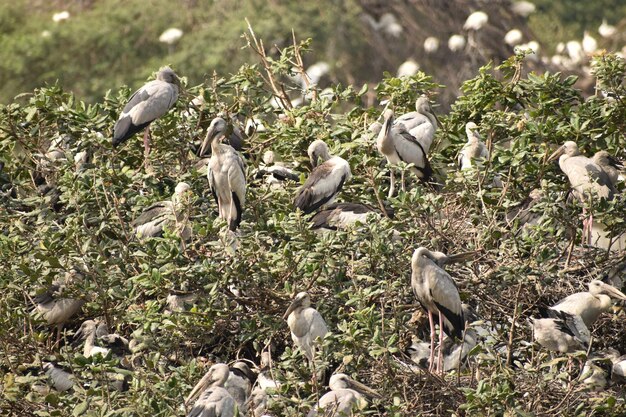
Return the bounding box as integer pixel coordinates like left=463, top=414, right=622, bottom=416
left=1, top=0, right=624, bottom=105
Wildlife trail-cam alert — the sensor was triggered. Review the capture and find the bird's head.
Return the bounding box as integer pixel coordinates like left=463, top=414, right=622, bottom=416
left=416, top=95, right=441, bottom=127
left=588, top=280, right=626, bottom=300
left=307, top=140, right=331, bottom=168
left=199, top=117, right=229, bottom=156
left=283, top=291, right=311, bottom=319
left=465, top=122, right=480, bottom=140
left=157, top=66, right=181, bottom=89
left=262, top=150, right=276, bottom=165
left=547, top=141, right=580, bottom=162
left=185, top=363, right=230, bottom=405
left=328, top=374, right=381, bottom=398
left=74, top=319, right=99, bottom=341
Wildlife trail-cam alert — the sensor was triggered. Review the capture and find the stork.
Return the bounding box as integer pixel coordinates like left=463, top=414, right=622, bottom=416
left=377, top=109, right=432, bottom=198
left=225, top=361, right=255, bottom=412
left=33, top=284, right=85, bottom=345
left=132, top=182, right=192, bottom=240
left=410, top=247, right=468, bottom=373
left=200, top=119, right=246, bottom=231
left=532, top=308, right=590, bottom=353
left=75, top=319, right=129, bottom=358
left=112, top=67, right=181, bottom=166
left=294, top=140, right=351, bottom=214
left=307, top=373, right=380, bottom=417
left=43, top=362, right=74, bottom=392
left=198, top=116, right=245, bottom=154
left=309, top=202, right=394, bottom=231
left=548, top=141, right=615, bottom=243
left=394, top=96, right=439, bottom=154
left=550, top=280, right=626, bottom=327
left=283, top=292, right=328, bottom=363
left=255, top=150, right=299, bottom=187
left=186, top=363, right=236, bottom=417
left=593, top=150, right=623, bottom=186
left=458, top=122, right=489, bottom=170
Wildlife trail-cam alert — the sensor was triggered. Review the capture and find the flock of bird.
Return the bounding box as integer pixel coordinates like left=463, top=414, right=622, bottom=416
left=25, top=61, right=626, bottom=416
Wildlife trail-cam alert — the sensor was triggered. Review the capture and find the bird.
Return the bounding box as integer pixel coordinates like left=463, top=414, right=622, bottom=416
left=582, top=31, right=598, bottom=54
left=505, top=188, right=545, bottom=231
left=532, top=307, right=590, bottom=353
left=294, top=140, right=351, bottom=214
left=504, top=29, right=523, bottom=47
left=550, top=280, right=626, bottom=328
left=463, top=11, right=488, bottom=31
left=396, top=59, right=420, bottom=77
left=43, top=362, right=74, bottom=392
left=377, top=108, right=432, bottom=198
left=394, top=96, right=439, bottom=154
left=410, top=247, right=466, bottom=373
left=599, top=19, right=617, bottom=38
left=309, top=202, right=394, bottom=231
left=283, top=292, right=328, bottom=363
left=307, top=373, right=380, bottom=417
left=511, top=1, right=536, bottom=17
left=603, top=348, right=626, bottom=381
left=448, top=34, right=466, bottom=52
left=245, top=352, right=281, bottom=417
left=186, top=363, right=237, bottom=417
left=423, top=37, right=440, bottom=54
left=255, top=150, right=299, bottom=187
left=198, top=116, right=245, bottom=154
left=548, top=141, right=615, bottom=243
left=407, top=329, right=478, bottom=372
left=592, top=150, right=623, bottom=186
left=458, top=122, right=489, bottom=170
left=225, top=361, right=256, bottom=411
left=33, top=284, right=85, bottom=344
left=579, top=359, right=609, bottom=391
left=200, top=120, right=246, bottom=231
left=132, top=182, right=192, bottom=240
left=75, top=319, right=129, bottom=358
left=112, top=67, right=181, bottom=165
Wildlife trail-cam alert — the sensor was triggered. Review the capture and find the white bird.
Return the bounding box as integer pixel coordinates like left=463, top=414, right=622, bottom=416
left=394, top=96, right=439, bottom=154
left=550, top=280, right=626, bottom=328
left=458, top=122, right=489, bottom=170
left=283, top=292, right=328, bottom=363
left=397, top=59, right=420, bottom=77
left=463, top=11, right=488, bottom=31
left=132, top=182, right=192, bottom=240
left=112, top=67, right=181, bottom=165
left=378, top=13, right=403, bottom=38
left=294, top=140, right=351, bottom=214
left=579, top=359, right=609, bottom=391
left=566, top=40, right=585, bottom=64
left=246, top=352, right=281, bottom=417
left=599, top=19, right=617, bottom=38
left=582, top=31, right=598, bottom=54
left=307, top=373, right=380, bottom=417
left=159, top=28, right=183, bottom=45
left=548, top=141, right=615, bottom=242
left=592, top=150, right=623, bottom=186
left=532, top=308, right=590, bottom=353
left=255, top=150, right=299, bottom=187
left=511, top=1, right=536, bottom=17
left=165, top=292, right=198, bottom=314
left=423, top=37, right=440, bottom=54
left=52, top=11, right=70, bottom=23
left=309, top=202, right=393, bottom=231
left=186, top=363, right=237, bottom=417
left=378, top=108, right=433, bottom=197
left=604, top=348, right=626, bottom=381
left=33, top=284, right=85, bottom=344
left=75, top=319, right=129, bottom=359
left=408, top=329, right=477, bottom=372
left=504, top=29, right=523, bottom=47
left=43, top=362, right=74, bottom=392
left=411, top=247, right=466, bottom=373
left=198, top=116, right=245, bottom=153
left=448, top=34, right=466, bottom=52
left=225, top=361, right=255, bottom=411
left=199, top=120, right=246, bottom=231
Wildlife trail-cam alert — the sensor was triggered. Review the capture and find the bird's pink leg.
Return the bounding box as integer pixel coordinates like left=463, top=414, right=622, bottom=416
left=143, top=127, right=151, bottom=170
left=428, top=310, right=436, bottom=372
left=388, top=170, right=396, bottom=199
left=587, top=213, right=593, bottom=244
left=437, top=313, right=445, bottom=374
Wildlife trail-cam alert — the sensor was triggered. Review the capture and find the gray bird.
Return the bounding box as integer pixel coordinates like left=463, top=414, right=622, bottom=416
left=592, top=150, right=623, bottom=186
left=283, top=292, right=328, bottom=363
left=186, top=363, right=236, bottom=417
left=532, top=308, right=590, bottom=353
left=198, top=117, right=245, bottom=155
left=458, top=122, right=489, bottom=170
left=43, top=362, right=74, bottom=392
left=295, top=140, right=351, bottom=214
left=307, top=373, right=380, bottom=417
left=255, top=150, right=299, bottom=187
left=309, top=202, right=394, bottom=231
left=112, top=67, right=181, bottom=162
left=225, top=361, right=255, bottom=411
left=411, top=247, right=468, bottom=373
left=550, top=280, right=626, bottom=327
left=33, top=284, right=85, bottom=344
left=132, top=182, right=192, bottom=240
left=394, top=96, right=439, bottom=154
left=377, top=109, right=432, bottom=198
left=200, top=120, right=246, bottom=232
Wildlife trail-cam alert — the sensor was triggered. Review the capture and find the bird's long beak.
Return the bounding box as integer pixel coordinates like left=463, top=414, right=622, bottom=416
left=432, top=110, right=442, bottom=128
left=185, top=370, right=213, bottom=405
left=282, top=299, right=300, bottom=320
left=547, top=145, right=565, bottom=163
left=604, top=283, right=626, bottom=301
left=349, top=379, right=382, bottom=399
left=446, top=250, right=479, bottom=263
left=199, top=127, right=216, bottom=156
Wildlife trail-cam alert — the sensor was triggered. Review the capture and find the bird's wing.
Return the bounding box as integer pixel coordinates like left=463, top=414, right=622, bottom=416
left=307, top=309, right=329, bottom=341
left=131, top=201, right=172, bottom=227
left=267, top=165, right=299, bottom=181
left=295, top=161, right=349, bottom=214
left=551, top=292, right=593, bottom=313
left=392, top=130, right=432, bottom=181
left=309, top=208, right=337, bottom=230
left=428, top=268, right=464, bottom=339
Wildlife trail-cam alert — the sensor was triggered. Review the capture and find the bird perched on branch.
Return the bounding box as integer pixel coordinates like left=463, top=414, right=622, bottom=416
left=283, top=292, right=328, bottom=363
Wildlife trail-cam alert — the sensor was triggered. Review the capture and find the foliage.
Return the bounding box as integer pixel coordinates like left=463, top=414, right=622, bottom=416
left=1, top=27, right=626, bottom=416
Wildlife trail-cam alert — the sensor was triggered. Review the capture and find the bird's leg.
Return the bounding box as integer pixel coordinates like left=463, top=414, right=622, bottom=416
left=143, top=127, right=152, bottom=171
left=428, top=310, right=436, bottom=372
left=388, top=170, right=395, bottom=199
left=587, top=213, right=593, bottom=245
left=437, top=313, right=445, bottom=374
left=400, top=169, right=406, bottom=193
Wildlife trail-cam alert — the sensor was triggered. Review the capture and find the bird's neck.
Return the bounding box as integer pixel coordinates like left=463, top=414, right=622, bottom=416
left=597, top=294, right=613, bottom=312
